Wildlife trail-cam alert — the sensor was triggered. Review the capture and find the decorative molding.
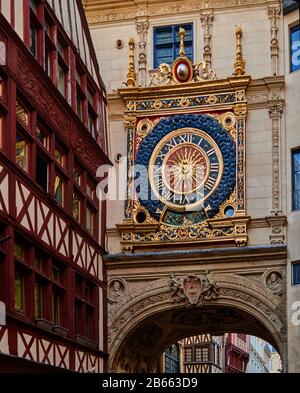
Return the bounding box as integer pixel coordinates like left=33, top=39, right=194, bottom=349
left=170, top=272, right=219, bottom=306
left=266, top=215, right=286, bottom=245
left=268, top=3, right=281, bottom=76
left=108, top=273, right=285, bottom=372
left=135, top=17, right=149, bottom=87
left=268, top=102, right=284, bottom=212
left=85, top=0, right=268, bottom=25
left=199, top=10, right=214, bottom=69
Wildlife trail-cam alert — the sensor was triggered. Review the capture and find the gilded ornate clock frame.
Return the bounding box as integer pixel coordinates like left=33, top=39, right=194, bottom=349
left=117, top=28, right=251, bottom=253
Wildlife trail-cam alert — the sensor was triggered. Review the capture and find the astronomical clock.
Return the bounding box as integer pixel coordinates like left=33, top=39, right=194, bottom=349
left=118, top=28, right=251, bottom=253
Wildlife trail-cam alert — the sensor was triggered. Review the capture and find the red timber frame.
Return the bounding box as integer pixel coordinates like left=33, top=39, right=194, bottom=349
left=0, top=1, right=109, bottom=373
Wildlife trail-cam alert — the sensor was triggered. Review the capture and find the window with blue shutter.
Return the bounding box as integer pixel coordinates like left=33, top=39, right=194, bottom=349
left=291, top=25, right=300, bottom=72
left=154, top=24, right=193, bottom=69
left=292, top=262, right=300, bottom=285
left=292, top=149, right=300, bottom=210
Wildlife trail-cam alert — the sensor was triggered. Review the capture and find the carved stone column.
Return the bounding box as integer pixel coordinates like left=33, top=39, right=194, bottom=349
left=200, top=11, right=214, bottom=69
left=135, top=17, right=149, bottom=87
left=268, top=102, right=283, bottom=213
left=268, top=3, right=281, bottom=76
left=234, top=103, right=247, bottom=216
left=123, top=114, right=137, bottom=221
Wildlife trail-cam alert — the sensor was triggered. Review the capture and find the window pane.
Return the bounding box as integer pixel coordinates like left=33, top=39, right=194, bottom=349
left=58, top=64, right=66, bottom=97
left=45, top=45, right=51, bottom=77
left=55, top=149, right=64, bottom=167
left=16, top=101, right=29, bottom=126
left=14, top=242, right=25, bottom=259
left=36, top=152, right=48, bottom=192
left=86, top=307, right=94, bottom=338
left=15, top=269, right=25, bottom=312
left=72, top=193, right=80, bottom=222
left=293, top=151, right=300, bottom=210
left=52, top=290, right=60, bottom=325
left=73, top=168, right=81, bottom=185
left=54, top=175, right=64, bottom=206
left=88, top=112, right=96, bottom=137
left=52, top=264, right=61, bottom=282
left=16, top=134, right=28, bottom=172
left=185, top=347, right=192, bottom=362
left=34, top=251, right=44, bottom=271
left=291, top=26, right=300, bottom=73
left=57, top=39, right=65, bottom=59
left=293, top=263, right=300, bottom=285
left=36, top=127, right=49, bottom=149
left=77, top=93, right=83, bottom=121
left=86, top=183, right=94, bottom=199
left=86, top=207, right=93, bottom=234
left=35, top=281, right=42, bottom=319
left=30, top=23, right=37, bottom=58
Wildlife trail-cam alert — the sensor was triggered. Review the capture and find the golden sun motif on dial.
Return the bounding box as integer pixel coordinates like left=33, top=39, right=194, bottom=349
left=149, top=128, right=223, bottom=211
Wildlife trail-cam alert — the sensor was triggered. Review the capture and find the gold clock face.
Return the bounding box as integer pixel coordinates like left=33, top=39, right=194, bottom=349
left=149, top=128, right=223, bottom=211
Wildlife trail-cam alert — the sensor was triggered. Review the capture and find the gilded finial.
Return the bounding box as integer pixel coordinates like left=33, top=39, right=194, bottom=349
left=179, top=27, right=186, bottom=57
left=126, top=37, right=136, bottom=87
left=234, top=26, right=245, bottom=76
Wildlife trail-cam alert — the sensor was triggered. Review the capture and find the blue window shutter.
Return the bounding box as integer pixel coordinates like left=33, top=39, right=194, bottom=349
left=154, top=23, right=193, bottom=68
left=292, top=150, right=300, bottom=210
left=292, top=262, right=300, bottom=285
left=291, top=25, right=300, bottom=73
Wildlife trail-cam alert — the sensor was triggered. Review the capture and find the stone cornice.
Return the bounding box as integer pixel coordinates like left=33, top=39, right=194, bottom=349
left=247, top=75, right=285, bottom=110
left=104, top=244, right=287, bottom=269
left=84, top=0, right=268, bottom=26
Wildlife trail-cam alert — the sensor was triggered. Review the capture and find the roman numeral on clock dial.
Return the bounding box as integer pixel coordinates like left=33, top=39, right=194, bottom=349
left=205, top=176, right=217, bottom=191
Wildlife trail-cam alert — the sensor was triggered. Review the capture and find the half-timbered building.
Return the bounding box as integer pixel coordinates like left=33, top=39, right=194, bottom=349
left=0, top=0, right=109, bottom=372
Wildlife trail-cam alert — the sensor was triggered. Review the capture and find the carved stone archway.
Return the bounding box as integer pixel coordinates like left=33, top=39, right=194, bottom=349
left=108, top=273, right=285, bottom=373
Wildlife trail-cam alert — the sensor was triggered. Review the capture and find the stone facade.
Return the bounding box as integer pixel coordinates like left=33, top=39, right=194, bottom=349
left=84, top=0, right=300, bottom=372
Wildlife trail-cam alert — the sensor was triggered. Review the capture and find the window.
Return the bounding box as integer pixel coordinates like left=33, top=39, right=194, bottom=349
left=54, top=175, right=64, bottom=205
left=30, top=22, right=38, bottom=58
left=16, top=133, right=29, bottom=172
left=88, top=110, right=97, bottom=137
left=36, top=152, right=48, bottom=192
left=34, top=280, right=43, bottom=319
left=72, top=193, right=81, bottom=222
left=52, top=289, right=61, bottom=325
left=34, top=250, right=44, bottom=271
left=86, top=206, right=94, bottom=234
left=36, top=126, right=49, bottom=149
left=14, top=268, right=25, bottom=313
left=184, top=347, right=192, bottom=362
left=75, top=275, right=97, bottom=339
left=57, top=63, right=66, bottom=97
left=76, top=89, right=84, bottom=121
left=16, top=100, right=29, bottom=126
left=292, top=262, right=300, bottom=285
left=291, top=25, right=300, bottom=73
left=195, top=346, right=209, bottom=362
left=164, top=344, right=180, bottom=373
left=45, top=44, right=52, bottom=77
left=292, top=150, right=300, bottom=210
left=154, top=24, right=193, bottom=68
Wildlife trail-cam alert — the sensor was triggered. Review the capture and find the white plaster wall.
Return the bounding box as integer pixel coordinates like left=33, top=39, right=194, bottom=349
left=213, top=7, right=270, bottom=79
left=247, top=109, right=273, bottom=219
left=91, top=23, right=138, bottom=91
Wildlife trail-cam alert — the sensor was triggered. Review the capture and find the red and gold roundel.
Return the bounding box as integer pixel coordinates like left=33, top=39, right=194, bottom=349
left=172, top=58, right=193, bottom=83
